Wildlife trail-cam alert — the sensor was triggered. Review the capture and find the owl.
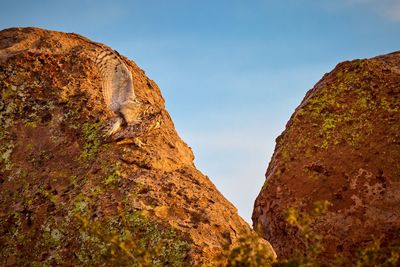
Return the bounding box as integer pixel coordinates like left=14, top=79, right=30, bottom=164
left=94, top=48, right=141, bottom=135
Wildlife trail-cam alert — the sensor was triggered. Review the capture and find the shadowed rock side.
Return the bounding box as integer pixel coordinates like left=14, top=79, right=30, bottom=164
left=0, top=27, right=275, bottom=266
left=253, top=51, right=400, bottom=262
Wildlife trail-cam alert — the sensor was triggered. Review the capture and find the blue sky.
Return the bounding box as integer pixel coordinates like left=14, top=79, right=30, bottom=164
left=1, top=0, right=399, bottom=223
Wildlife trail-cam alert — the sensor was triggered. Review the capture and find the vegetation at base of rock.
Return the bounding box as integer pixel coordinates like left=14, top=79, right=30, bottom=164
left=0, top=179, right=194, bottom=266
left=285, top=201, right=331, bottom=259
left=217, top=233, right=275, bottom=267
left=228, top=201, right=400, bottom=267
left=74, top=208, right=193, bottom=266
left=276, top=202, right=400, bottom=267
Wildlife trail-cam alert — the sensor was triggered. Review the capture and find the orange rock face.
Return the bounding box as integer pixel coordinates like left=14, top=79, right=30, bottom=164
left=253, top=51, right=400, bottom=263
left=0, top=27, right=275, bottom=266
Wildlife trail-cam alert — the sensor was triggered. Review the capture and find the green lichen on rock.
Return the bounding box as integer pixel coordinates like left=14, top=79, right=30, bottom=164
left=0, top=143, right=14, bottom=170
left=287, top=58, right=397, bottom=152
left=79, top=121, right=103, bottom=161
left=102, top=167, right=122, bottom=186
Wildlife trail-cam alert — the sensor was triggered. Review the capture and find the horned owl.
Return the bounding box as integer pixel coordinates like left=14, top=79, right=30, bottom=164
left=94, top=48, right=140, bottom=135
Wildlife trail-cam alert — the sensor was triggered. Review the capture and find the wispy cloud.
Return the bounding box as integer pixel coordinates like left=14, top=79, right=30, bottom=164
left=382, top=1, right=400, bottom=21
left=329, top=0, right=400, bottom=22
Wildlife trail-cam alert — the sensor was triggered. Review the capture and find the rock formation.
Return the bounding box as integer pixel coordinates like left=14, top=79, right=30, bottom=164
left=253, top=51, right=400, bottom=263
left=0, top=27, right=275, bottom=266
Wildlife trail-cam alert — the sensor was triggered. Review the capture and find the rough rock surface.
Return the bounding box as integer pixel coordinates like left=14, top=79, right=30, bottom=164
left=253, top=51, right=400, bottom=261
left=0, top=27, right=275, bottom=266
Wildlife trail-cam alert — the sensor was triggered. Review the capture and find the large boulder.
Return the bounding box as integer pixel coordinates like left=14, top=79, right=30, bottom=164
left=0, top=27, right=275, bottom=266
left=253, top=51, right=400, bottom=262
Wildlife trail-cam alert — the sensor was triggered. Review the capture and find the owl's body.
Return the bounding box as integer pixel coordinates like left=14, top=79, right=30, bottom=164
left=94, top=48, right=140, bottom=135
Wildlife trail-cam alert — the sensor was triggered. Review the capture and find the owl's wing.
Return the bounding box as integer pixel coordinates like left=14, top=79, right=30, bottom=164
left=95, top=49, right=135, bottom=112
